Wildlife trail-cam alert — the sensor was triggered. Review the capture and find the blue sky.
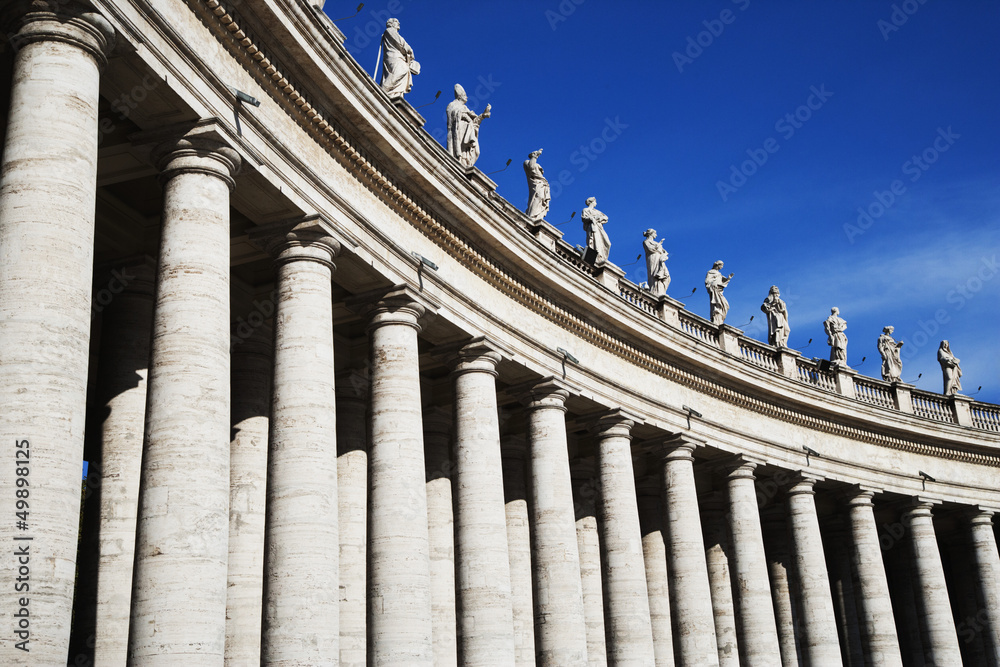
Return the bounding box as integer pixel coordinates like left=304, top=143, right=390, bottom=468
left=332, top=1, right=1000, bottom=404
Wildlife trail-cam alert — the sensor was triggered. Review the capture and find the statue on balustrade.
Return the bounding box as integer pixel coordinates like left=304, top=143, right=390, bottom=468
left=581, top=197, right=610, bottom=265
left=524, top=149, right=550, bottom=221
left=446, top=84, right=491, bottom=169
left=379, top=19, right=419, bottom=98
left=705, top=260, right=733, bottom=325
left=642, top=229, right=670, bottom=296
left=760, top=285, right=789, bottom=347
left=824, top=307, right=848, bottom=365
left=938, top=340, right=962, bottom=395
left=877, top=326, right=904, bottom=382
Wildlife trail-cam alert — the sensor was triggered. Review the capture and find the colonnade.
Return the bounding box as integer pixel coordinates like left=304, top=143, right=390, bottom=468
left=2, top=4, right=1000, bottom=666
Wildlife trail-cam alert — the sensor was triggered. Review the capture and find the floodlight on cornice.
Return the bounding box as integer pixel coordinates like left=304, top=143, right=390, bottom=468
left=486, top=159, right=512, bottom=175
left=411, top=252, right=438, bottom=271
left=682, top=405, right=702, bottom=419
left=330, top=3, right=364, bottom=22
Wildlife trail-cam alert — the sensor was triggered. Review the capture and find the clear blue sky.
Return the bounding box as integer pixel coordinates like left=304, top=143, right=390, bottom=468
left=331, top=1, right=1000, bottom=404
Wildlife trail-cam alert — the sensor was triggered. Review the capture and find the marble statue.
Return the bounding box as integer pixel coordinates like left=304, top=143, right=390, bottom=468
left=379, top=19, right=419, bottom=98
left=760, top=285, right=789, bottom=347
left=877, top=326, right=903, bottom=382
left=524, top=149, right=550, bottom=221
left=642, top=229, right=670, bottom=296
left=581, top=197, right=610, bottom=264
left=704, top=261, right=733, bottom=325
left=938, top=340, right=962, bottom=395
left=446, top=84, right=491, bottom=169
left=823, top=307, right=848, bottom=365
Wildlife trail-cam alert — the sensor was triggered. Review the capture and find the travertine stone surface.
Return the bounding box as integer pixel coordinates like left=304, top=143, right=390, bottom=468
left=702, top=498, right=739, bottom=667
left=423, top=406, right=457, bottom=666
left=637, top=480, right=675, bottom=667
left=225, top=325, right=273, bottom=667
left=845, top=490, right=903, bottom=667
left=969, top=509, right=1000, bottom=666
left=593, top=410, right=656, bottom=664
left=129, top=130, right=240, bottom=665
left=573, top=469, right=608, bottom=666
left=785, top=475, right=842, bottom=666
left=521, top=380, right=588, bottom=665
left=448, top=339, right=516, bottom=666
left=502, top=436, right=535, bottom=666
left=0, top=4, right=114, bottom=661
left=337, top=369, right=369, bottom=667
left=723, top=460, right=782, bottom=665
left=261, top=221, right=341, bottom=664
left=660, top=438, right=720, bottom=666
left=350, top=286, right=434, bottom=666
left=825, top=518, right=865, bottom=665
left=905, top=501, right=962, bottom=665
left=761, top=506, right=803, bottom=667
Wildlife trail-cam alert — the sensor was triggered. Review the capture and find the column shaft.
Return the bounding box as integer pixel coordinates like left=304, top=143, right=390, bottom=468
left=970, top=511, right=1000, bottom=665
left=424, top=407, right=457, bottom=666
left=503, top=439, right=535, bottom=666
left=906, top=502, right=962, bottom=665
left=637, top=483, right=674, bottom=667
left=762, top=507, right=803, bottom=667
left=703, top=501, right=739, bottom=667
left=338, top=374, right=368, bottom=667
left=574, top=472, right=608, bottom=666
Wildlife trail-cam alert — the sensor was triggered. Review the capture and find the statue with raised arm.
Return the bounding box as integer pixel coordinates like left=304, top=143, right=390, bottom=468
left=379, top=18, right=419, bottom=98
left=938, top=340, right=962, bottom=395
left=581, top=197, right=610, bottom=264
left=524, top=149, right=550, bottom=221
left=824, top=307, right=848, bottom=365
left=446, top=84, right=491, bottom=168
left=877, top=326, right=904, bottom=382
left=705, top=260, right=733, bottom=325
left=643, top=229, right=670, bottom=296
left=760, top=285, right=789, bottom=347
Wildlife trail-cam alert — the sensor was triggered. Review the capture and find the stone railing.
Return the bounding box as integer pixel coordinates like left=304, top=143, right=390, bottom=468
left=677, top=309, right=719, bottom=347
left=554, top=241, right=597, bottom=276
left=617, top=279, right=658, bottom=317
left=854, top=376, right=895, bottom=410
left=970, top=402, right=1000, bottom=431
left=737, top=337, right=779, bottom=373
left=795, top=357, right=838, bottom=393
left=911, top=390, right=957, bottom=424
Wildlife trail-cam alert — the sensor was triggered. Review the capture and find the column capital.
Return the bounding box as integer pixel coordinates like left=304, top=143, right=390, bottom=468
left=346, top=284, right=439, bottom=333
left=509, top=376, right=579, bottom=411
left=249, top=215, right=341, bottom=269
left=589, top=408, right=644, bottom=440
left=3, top=0, right=116, bottom=67
left=146, top=122, right=242, bottom=191
left=784, top=471, right=824, bottom=496
left=842, top=484, right=882, bottom=508
left=968, top=507, right=998, bottom=527
left=904, top=496, right=942, bottom=520
left=715, top=453, right=766, bottom=480
left=652, top=432, right=707, bottom=461
left=434, top=335, right=511, bottom=377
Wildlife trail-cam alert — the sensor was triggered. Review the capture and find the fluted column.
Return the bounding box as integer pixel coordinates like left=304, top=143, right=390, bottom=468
left=258, top=219, right=341, bottom=664
left=520, top=379, right=587, bottom=665
left=905, top=499, right=962, bottom=665
left=349, top=285, right=434, bottom=665
left=659, top=436, right=719, bottom=666
left=761, top=506, right=802, bottom=666
left=573, top=466, right=608, bottom=666
left=130, top=128, right=241, bottom=664
left=225, top=323, right=273, bottom=666
left=447, top=337, right=516, bottom=665
left=723, top=458, right=782, bottom=665
left=970, top=508, right=1000, bottom=665
left=338, top=367, right=369, bottom=667
left=0, top=3, right=114, bottom=660
left=636, top=479, right=674, bottom=667
left=593, top=410, right=655, bottom=664
left=502, top=435, right=535, bottom=665
left=702, top=496, right=739, bottom=667
left=424, top=406, right=457, bottom=666
left=845, top=488, right=902, bottom=667
left=785, top=474, right=842, bottom=666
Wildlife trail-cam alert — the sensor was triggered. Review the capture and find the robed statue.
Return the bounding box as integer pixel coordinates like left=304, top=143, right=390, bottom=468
left=938, top=340, right=962, bottom=395
left=760, top=286, right=789, bottom=347
left=446, top=84, right=491, bottom=169
left=643, top=229, right=670, bottom=296
left=524, top=149, right=550, bottom=221
left=877, top=326, right=903, bottom=382
left=581, top=197, right=610, bottom=265
left=705, top=261, right=733, bottom=325
left=824, top=307, right=848, bottom=365
left=379, top=19, right=419, bottom=98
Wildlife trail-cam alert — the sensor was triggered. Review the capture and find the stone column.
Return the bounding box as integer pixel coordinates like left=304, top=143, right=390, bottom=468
left=502, top=435, right=535, bottom=666
left=845, top=489, right=903, bottom=667
left=659, top=436, right=720, bottom=666
left=593, top=410, right=655, bottom=664
left=447, top=337, right=516, bottom=666
left=337, top=367, right=369, bottom=667
left=73, top=259, right=155, bottom=666
left=225, top=324, right=273, bottom=666
left=825, top=517, right=865, bottom=666
left=637, top=478, right=674, bottom=667
left=129, top=127, right=241, bottom=664
left=702, top=496, right=739, bottom=667
left=905, top=500, right=962, bottom=665
left=969, top=508, right=1000, bottom=666
left=785, top=474, right=842, bottom=666
left=723, top=458, right=782, bottom=666
left=258, top=219, right=341, bottom=663
left=761, top=506, right=803, bottom=667
left=520, top=379, right=588, bottom=666
left=424, top=406, right=457, bottom=667
left=573, top=466, right=608, bottom=666
left=0, top=3, right=114, bottom=660
left=349, top=285, right=434, bottom=666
